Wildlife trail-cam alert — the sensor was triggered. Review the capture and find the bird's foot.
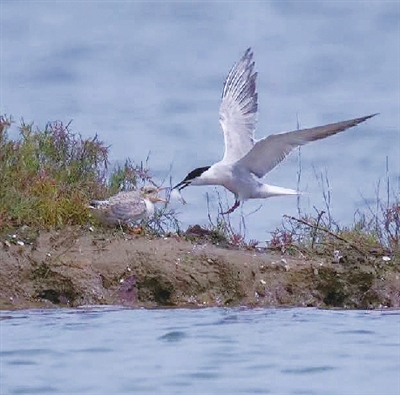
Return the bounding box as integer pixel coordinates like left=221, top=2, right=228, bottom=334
left=221, top=200, right=240, bottom=215
left=129, top=225, right=144, bottom=235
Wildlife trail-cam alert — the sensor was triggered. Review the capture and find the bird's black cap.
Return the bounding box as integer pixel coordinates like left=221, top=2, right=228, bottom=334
left=173, top=166, right=211, bottom=190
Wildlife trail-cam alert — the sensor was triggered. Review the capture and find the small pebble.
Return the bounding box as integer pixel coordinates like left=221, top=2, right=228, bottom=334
left=333, top=250, right=343, bottom=263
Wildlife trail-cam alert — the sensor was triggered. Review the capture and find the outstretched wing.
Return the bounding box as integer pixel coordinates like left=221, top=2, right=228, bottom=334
left=219, top=48, right=258, bottom=164
left=238, top=114, right=378, bottom=178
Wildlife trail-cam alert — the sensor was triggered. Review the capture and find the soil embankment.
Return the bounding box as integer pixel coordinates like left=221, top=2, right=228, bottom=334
left=0, top=227, right=399, bottom=310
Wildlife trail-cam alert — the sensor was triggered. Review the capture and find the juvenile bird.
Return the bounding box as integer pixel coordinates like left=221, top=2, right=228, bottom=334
left=89, top=186, right=166, bottom=227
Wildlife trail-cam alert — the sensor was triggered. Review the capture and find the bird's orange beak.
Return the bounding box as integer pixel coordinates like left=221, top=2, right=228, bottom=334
left=151, top=196, right=168, bottom=203
left=150, top=187, right=168, bottom=203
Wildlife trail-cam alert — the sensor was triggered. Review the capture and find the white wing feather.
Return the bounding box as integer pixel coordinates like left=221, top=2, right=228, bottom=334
left=238, top=114, right=378, bottom=178
left=219, top=48, right=258, bottom=163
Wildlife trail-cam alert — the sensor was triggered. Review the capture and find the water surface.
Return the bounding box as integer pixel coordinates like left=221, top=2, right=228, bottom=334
left=1, top=307, right=399, bottom=394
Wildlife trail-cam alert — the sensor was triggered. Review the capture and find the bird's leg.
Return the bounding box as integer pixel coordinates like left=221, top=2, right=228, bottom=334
left=221, top=198, right=240, bottom=215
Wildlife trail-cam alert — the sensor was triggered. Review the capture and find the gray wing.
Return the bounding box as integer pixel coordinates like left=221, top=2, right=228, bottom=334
left=108, top=191, right=147, bottom=222
left=219, top=48, right=258, bottom=164
left=109, top=198, right=147, bottom=222
left=238, top=114, right=378, bottom=178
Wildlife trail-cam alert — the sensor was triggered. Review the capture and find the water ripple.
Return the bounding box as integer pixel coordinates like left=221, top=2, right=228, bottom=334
left=282, top=366, right=337, bottom=374
left=158, top=330, right=187, bottom=342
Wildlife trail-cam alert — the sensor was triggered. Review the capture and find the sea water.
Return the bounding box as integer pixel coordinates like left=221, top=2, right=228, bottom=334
left=1, top=307, right=399, bottom=394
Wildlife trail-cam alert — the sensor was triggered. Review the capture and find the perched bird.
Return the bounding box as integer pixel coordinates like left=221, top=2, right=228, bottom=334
left=89, top=186, right=166, bottom=227
left=173, top=48, right=377, bottom=214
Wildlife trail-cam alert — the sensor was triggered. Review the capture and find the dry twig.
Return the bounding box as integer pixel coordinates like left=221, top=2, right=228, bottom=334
left=284, top=214, right=367, bottom=256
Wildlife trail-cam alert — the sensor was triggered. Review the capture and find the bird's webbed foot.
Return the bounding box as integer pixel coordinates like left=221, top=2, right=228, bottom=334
left=221, top=199, right=240, bottom=215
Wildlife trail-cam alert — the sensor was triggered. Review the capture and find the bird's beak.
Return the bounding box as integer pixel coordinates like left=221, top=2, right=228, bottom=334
left=173, top=180, right=189, bottom=191
left=156, top=196, right=168, bottom=203
left=153, top=188, right=168, bottom=203
left=143, top=187, right=168, bottom=204
left=149, top=195, right=168, bottom=204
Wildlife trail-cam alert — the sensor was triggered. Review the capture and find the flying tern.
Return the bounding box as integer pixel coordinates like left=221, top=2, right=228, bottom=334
left=173, top=48, right=377, bottom=214
left=89, top=186, right=166, bottom=226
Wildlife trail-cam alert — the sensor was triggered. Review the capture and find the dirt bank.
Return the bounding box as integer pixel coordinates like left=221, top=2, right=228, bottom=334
left=0, top=227, right=399, bottom=310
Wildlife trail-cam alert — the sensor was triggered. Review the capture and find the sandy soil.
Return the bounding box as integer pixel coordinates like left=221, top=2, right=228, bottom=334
left=0, top=226, right=399, bottom=310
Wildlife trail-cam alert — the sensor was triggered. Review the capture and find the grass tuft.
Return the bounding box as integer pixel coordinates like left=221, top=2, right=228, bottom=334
left=0, top=116, right=178, bottom=235
left=267, top=201, right=399, bottom=263
left=0, top=116, right=110, bottom=229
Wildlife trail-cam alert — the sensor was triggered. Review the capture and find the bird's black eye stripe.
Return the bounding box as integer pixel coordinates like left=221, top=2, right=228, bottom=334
left=183, top=166, right=211, bottom=181
left=173, top=166, right=211, bottom=190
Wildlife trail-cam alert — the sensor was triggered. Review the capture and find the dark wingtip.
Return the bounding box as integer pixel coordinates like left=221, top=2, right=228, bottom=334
left=243, top=47, right=253, bottom=59
left=357, top=113, right=379, bottom=124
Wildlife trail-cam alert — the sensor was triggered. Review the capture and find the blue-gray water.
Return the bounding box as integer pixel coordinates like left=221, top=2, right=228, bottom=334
left=1, top=1, right=399, bottom=241
left=1, top=307, right=399, bottom=395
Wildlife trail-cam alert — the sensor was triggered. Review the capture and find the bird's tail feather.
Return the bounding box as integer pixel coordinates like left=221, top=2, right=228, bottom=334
left=262, top=184, right=299, bottom=197
left=89, top=199, right=109, bottom=208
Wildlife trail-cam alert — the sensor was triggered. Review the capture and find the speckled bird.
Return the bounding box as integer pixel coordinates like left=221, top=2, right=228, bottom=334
left=89, top=186, right=166, bottom=226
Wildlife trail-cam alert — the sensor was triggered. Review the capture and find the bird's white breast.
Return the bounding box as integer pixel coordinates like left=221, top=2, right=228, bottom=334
left=144, top=199, right=155, bottom=218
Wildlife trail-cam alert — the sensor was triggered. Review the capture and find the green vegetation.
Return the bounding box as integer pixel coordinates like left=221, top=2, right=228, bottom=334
left=0, top=115, right=108, bottom=229
left=0, top=115, right=177, bottom=234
